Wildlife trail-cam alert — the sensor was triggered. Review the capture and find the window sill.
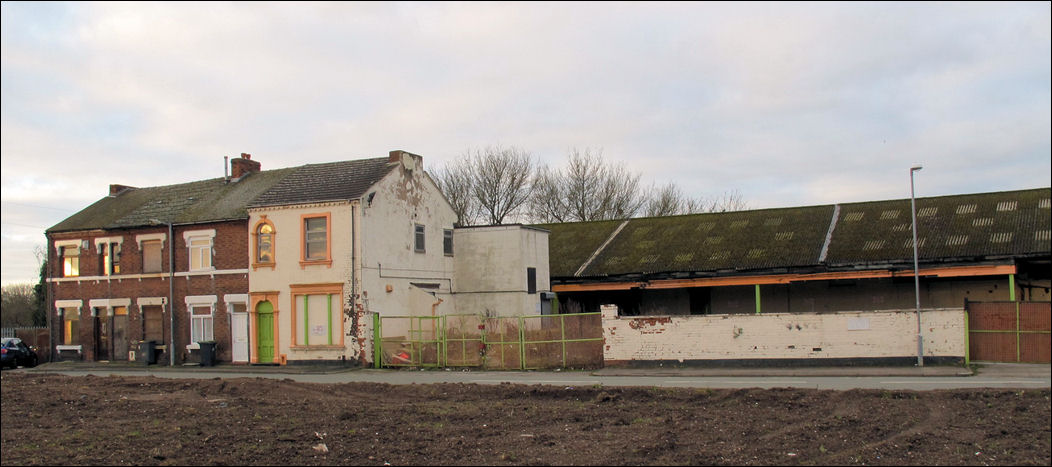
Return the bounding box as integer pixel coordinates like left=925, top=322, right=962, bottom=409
left=252, top=262, right=276, bottom=271
left=299, top=259, right=332, bottom=269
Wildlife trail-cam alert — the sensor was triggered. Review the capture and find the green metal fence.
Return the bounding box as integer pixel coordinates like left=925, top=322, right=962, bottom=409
left=373, top=312, right=603, bottom=369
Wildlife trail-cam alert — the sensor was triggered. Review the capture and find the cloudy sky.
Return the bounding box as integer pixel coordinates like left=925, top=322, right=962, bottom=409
left=2, top=2, right=1049, bottom=285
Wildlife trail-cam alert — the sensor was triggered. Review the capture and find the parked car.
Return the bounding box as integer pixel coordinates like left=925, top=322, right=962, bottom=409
left=1, top=337, right=38, bottom=369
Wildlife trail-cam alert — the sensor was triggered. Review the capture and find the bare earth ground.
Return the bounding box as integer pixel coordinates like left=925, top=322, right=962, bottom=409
left=1, top=372, right=1049, bottom=466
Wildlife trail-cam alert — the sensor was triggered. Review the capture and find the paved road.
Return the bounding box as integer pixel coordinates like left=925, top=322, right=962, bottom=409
left=17, top=362, right=1050, bottom=390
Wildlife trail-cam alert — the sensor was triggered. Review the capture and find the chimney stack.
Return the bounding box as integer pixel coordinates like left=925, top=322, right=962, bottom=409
left=109, top=184, right=136, bottom=196
left=230, top=153, right=261, bottom=180
left=388, top=150, right=422, bottom=171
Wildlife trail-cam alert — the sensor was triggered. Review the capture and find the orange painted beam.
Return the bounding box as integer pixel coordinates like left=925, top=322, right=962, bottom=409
left=551, top=264, right=1017, bottom=293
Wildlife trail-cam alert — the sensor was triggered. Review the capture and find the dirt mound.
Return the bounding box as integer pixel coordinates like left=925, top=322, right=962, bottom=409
left=2, top=372, right=1048, bottom=465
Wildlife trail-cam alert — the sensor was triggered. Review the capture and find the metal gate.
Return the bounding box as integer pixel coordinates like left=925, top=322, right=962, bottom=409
left=967, top=301, right=1051, bottom=363
left=373, top=312, right=603, bottom=370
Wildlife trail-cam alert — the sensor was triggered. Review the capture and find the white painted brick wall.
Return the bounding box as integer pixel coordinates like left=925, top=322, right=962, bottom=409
left=601, top=308, right=965, bottom=362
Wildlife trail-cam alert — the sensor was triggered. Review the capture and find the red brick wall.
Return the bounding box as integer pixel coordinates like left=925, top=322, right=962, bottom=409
left=48, top=220, right=249, bottom=364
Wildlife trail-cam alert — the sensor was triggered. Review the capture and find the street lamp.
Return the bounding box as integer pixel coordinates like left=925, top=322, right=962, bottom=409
left=909, top=166, right=923, bottom=367
left=151, top=218, right=176, bottom=367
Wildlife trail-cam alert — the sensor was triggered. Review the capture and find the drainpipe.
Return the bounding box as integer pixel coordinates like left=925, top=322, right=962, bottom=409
left=168, top=221, right=175, bottom=366
left=46, top=234, right=54, bottom=362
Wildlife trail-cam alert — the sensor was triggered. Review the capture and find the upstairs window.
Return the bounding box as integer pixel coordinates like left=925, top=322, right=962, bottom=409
left=443, top=229, right=454, bottom=256
left=414, top=224, right=426, bottom=253
left=257, top=223, right=275, bottom=264
left=62, top=246, right=80, bottom=277
left=304, top=216, right=328, bottom=261
left=99, top=242, right=121, bottom=275
left=142, top=240, right=163, bottom=273
left=188, top=236, right=213, bottom=271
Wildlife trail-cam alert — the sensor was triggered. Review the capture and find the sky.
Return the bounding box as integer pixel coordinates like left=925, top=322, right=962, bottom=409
left=2, top=1, right=1050, bottom=286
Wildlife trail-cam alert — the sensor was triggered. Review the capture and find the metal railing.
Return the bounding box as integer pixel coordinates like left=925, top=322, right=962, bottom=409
left=374, top=312, right=603, bottom=370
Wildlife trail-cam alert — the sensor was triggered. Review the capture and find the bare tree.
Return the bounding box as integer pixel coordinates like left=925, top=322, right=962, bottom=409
left=1, top=283, right=37, bottom=328
left=438, top=144, right=748, bottom=224
left=431, top=156, right=479, bottom=226
left=532, top=148, right=646, bottom=222
left=644, top=182, right=687, bottom=217
left=471, top=145, right=535, bottom=225
left=529, top=165, right=567, bottom=223
left=690, top=189, right=748, bottom=213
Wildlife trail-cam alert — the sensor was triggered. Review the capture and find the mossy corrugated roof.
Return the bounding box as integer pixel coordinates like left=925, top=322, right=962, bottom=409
left=825, top=187, right=1051, bottom=265
left=543, top=187, right=1051, bottom=279
left=536, top=219, right=625, bottom=277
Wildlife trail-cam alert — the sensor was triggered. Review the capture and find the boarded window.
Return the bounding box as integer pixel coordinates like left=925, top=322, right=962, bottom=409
left=143, top=306, right=163, bottom=343
left=63, top=309, right=79, bottom=345
left=296, top=294, right=337, bottom=346
left=62, top=246, right=80, bottom=277
left=143, top=240, right=162, bottom=273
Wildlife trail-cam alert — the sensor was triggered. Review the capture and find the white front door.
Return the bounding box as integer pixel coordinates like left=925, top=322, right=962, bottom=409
left=231, top=312, right=249, bottom=363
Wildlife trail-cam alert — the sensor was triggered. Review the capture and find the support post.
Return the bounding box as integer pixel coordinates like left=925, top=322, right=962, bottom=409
left=755, top=284, right=762, bottom=315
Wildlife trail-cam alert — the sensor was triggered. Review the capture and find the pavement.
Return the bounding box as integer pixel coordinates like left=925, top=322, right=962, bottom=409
left=23, top=360, right=1049, bottom=378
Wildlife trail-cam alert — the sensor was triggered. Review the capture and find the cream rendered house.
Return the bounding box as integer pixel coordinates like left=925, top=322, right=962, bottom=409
left=246, top=151, right=458, bottom=365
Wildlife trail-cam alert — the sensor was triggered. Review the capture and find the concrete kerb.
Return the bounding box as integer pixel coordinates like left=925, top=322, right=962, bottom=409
left=591, top=365, right=975, bottom=377
left=29, top=361, right=360, bottom=375
left=26, top=361, right=982, bottom=377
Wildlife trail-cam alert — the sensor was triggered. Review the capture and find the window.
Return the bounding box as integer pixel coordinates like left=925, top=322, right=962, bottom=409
left=443, top=229, right=454, bottom=256
left=304, top=216, right=328, bottom=261
left=142, top=240, right=163, bottom=273
left=62, top=246, right=80, bottom=277
left=142, top=306, right=164, bottom=343
left=414, top=224, right=426, bottom=253
left=257, top=223, right=274, bottom=264
left=190, top=305, right=213, bottom=343
left=62, top=309, right=79, bottom=345
left=188, top=236, right=213, bottom=271
left=100, top=242, right=121, bottom=275
left=527, top=267, right=537, bottom=294
left=290, top=284, right=343, bottom=348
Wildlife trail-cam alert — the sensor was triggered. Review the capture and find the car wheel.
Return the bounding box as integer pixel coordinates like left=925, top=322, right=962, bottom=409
left=27, top=355, right=38, bottom=368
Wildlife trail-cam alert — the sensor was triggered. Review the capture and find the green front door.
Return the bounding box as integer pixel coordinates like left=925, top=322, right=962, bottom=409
left=256, top=301, right=275, bottom=364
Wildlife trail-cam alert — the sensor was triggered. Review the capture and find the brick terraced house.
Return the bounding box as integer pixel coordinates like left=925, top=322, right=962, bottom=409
left=45, top=155, right=293, bottom=365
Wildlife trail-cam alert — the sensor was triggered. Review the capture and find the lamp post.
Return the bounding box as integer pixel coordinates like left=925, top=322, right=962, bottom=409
left=910, top=166, right=923, bottom=367
left=151, top=219, right=176, bottom=366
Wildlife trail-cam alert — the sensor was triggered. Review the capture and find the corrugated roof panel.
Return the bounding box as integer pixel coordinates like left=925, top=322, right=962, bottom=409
left=824, top=188, right=1049, bottom=265
left=539, top=219, right=625, bottom=277
left=576, top=204, right=834, bottom=276
left=880, top=210, right=901, bottom=220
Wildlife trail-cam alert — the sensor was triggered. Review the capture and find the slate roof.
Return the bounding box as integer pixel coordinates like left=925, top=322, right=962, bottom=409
left=48, top=156, right=399, bottom=233
left=48, top=168, right=297, bottom=233
left=543, top=187, right=1051, bottom=280
left=247, top=158, right=395, bottom=208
